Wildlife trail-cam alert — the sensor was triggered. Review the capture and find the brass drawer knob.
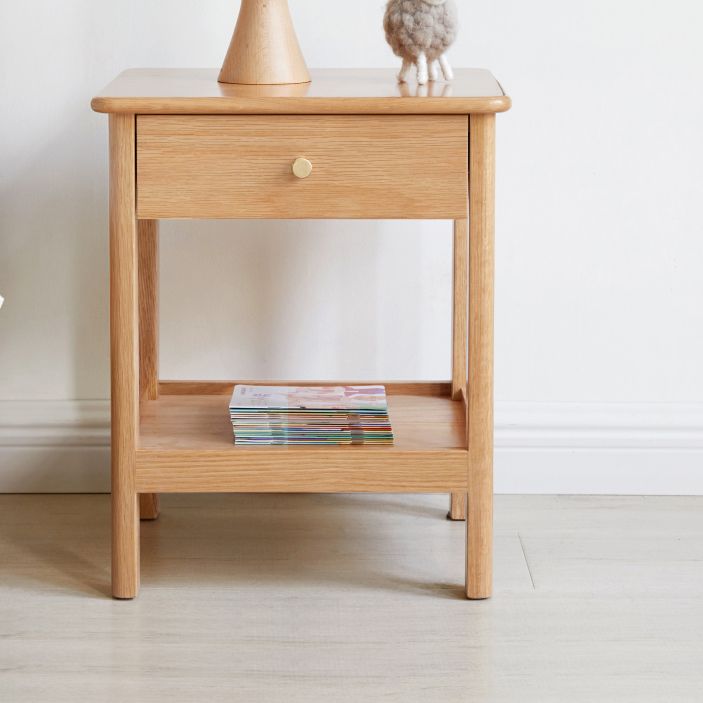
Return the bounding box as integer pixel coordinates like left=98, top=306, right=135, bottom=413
left=292, top=157, right=313, bottom=179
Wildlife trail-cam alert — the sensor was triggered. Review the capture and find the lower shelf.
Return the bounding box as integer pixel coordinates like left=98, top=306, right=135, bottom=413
left=136, top=381, right=468, bottom=493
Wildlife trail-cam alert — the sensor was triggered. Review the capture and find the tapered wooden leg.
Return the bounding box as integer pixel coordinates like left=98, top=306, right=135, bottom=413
left=110, top=114, right=140, bottom=599
left=448, top=492, right=467, bottom=521
left=450, top=218, right=469, bottom=520
left=466, top=114, right=495, bottom=600
left=138, top=219, right=160, bottom=521
left=139, top=493, right=160, bottom=521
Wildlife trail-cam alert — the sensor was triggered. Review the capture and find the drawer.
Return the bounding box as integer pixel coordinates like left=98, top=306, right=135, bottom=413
left=136, top=115, right=468, bottom=219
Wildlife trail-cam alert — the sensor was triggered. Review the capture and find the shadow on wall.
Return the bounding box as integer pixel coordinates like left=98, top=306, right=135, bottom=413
left=0, top=112, right=109, bottom=400
left=158, top=218, right=446, bottom=382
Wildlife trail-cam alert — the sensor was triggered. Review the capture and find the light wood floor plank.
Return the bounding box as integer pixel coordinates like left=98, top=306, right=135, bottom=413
left=0, top=494, right=702, bottom=701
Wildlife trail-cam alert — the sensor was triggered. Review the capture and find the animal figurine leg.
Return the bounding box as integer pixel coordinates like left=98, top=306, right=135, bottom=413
left=398, top=58, right=413, bottom=83
left=416, top=51, right=429, bottom=85
left=439, top=54, right=454, bottom=81
left=428, top=60, right=440, bottom=82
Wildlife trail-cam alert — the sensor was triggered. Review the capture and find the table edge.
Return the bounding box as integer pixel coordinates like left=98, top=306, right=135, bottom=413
left=91, top=95, right=512, bottom=115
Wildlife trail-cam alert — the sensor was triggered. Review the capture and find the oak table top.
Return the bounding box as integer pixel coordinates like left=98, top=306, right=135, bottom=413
left=91, top=68, right=510, bottom=115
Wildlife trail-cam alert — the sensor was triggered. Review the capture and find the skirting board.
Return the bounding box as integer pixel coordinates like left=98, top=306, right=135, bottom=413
left=1, top=400, right=702, bottom=494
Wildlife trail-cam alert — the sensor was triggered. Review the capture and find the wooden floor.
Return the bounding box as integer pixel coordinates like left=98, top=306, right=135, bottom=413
left=1, top=494, right=702, bottom=702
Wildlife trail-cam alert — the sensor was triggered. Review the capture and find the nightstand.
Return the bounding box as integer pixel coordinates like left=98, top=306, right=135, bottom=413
left=92, top=68, right=511, bottom=600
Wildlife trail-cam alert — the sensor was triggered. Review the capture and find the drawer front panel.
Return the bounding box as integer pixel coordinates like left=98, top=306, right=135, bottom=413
left=136, top=115, right=468, bottom=219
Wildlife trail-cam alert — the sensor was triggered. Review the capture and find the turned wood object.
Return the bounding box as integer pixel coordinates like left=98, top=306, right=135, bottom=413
left=219, top=0, right=310, bottom=85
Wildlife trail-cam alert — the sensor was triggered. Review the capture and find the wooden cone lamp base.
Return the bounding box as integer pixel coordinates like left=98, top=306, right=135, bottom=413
left=219, top=0, right=311, bottom=85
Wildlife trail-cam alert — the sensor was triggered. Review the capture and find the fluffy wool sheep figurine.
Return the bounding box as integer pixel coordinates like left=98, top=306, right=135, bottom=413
left=384, top=0, right=458, bottom=85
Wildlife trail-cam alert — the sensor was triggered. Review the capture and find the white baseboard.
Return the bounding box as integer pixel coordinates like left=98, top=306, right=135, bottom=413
left=0, top=401, right=110, bottom=492
left=1, top=400, right=702, bottom=494
left=494, top=401, right=703, bottom=494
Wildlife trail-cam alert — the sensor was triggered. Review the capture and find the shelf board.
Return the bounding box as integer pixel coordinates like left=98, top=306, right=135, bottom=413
left=136, top=382, right=468, bottom=493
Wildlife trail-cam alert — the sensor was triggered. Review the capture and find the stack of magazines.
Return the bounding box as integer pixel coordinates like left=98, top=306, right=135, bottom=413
left=229, top=385, right=394, bottom=446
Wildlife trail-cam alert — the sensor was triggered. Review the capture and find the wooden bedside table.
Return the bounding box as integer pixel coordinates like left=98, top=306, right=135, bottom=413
left=92, top=68, right=511, bottom=600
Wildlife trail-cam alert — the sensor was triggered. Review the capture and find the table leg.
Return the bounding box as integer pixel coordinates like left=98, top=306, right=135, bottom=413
left=466, top=114, right=495, bottom=600
left=450, top=219, right=468, bottom=520
left=110, top=114, right=140, bottom=599
left=449, top=492, right=467, bottom=522
left=139, top=493, right=160, bottom=521
left=138, top=219, right=160, bottom=521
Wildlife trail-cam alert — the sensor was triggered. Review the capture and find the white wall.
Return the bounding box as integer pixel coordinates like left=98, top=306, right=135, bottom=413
left=1, top=1, right=703, bottom=492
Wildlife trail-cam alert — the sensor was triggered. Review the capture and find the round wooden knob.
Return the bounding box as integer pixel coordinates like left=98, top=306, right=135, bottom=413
left=292, top=157, right=313, bottom=179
